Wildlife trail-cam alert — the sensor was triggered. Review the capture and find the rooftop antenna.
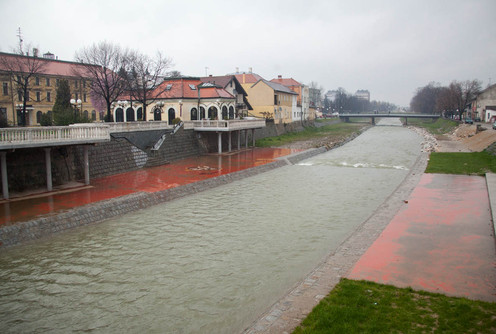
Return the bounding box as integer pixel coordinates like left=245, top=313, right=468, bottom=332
left=16, top=27, right=24, bottom=54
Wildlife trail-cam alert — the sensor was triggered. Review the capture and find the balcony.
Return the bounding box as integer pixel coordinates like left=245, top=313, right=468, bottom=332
left=183, top=119, right=265, bottom=132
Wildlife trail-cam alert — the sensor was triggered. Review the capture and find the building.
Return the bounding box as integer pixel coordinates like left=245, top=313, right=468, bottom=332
left=113, top=77, right=236, bottom=124
left=0, top=51, right=100, bottom=126
left=270, top=76, right=313, bottom=121
left=473, top=84, right=496, bottom=122
left=200, top=75, right=252, bottom=116
left=355, top=90, right=370, bottom=101
left=235, top=72, right=297, bottom=123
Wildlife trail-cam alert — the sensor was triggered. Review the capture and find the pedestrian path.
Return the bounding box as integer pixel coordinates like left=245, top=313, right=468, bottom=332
left=0, top=148, right=300, bottom=225
left=348, top=173, right=496, bottom=302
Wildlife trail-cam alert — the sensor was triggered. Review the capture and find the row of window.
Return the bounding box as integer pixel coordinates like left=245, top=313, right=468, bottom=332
left=31, top=77, right=87, bottom=88
left=13, top=90, right=87, bottom=103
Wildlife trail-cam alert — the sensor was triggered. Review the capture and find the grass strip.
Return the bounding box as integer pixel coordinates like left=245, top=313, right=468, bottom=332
left=255, top=122, right=366, bottom=147
left=426, top=151, right=496, bottom=175
left=294, top=279, right=496, bottom=334
left=406, top=117, right=459, bottom=135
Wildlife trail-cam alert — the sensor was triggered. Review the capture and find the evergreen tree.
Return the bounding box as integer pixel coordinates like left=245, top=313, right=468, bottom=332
left=53, top=79, right=74, bottom=125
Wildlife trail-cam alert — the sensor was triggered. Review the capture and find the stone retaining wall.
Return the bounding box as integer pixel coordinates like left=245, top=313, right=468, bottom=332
left=0, top=148, right=327, bottom=248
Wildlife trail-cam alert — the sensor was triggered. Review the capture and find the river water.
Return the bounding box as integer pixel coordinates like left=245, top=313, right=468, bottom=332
left=0, top=119, right=423, bottom=333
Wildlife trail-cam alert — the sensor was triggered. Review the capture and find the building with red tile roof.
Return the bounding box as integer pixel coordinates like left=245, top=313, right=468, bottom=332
left=114, top=77, right=236, bottom=124
left=270, top=75, right=314, bottom=121
left=200, top=75, right=252, bottom=114
left=0, top=52, right=101, bottom=126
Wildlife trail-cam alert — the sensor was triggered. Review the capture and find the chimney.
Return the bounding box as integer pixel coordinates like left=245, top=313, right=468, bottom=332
left=209, top=74, right=212, bottom=77
left=278, top=75, right=282, bottom=79
left=235, top=67, right=239, bottom=73
left=249, top=67, right=252, bottom=73
left=33, top=48, right=38, bottom=57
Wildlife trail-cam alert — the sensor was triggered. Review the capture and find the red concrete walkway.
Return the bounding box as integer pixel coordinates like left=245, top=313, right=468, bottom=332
left=0, top=148, right=300, bottom=226
left=349, top=173, right=496, bottom=302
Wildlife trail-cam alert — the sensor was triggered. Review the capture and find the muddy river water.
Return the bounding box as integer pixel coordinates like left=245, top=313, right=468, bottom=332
left=0, top=119, right=423, bottom=333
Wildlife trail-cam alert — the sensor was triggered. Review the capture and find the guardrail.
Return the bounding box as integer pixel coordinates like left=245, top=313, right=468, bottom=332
left=0, top=125, right=111, bottom=149
left=184, top=119, right=266, bottom=131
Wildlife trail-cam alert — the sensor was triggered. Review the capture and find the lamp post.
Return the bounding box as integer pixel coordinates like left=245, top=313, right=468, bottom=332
left=70, top=98, right=82, bottom=121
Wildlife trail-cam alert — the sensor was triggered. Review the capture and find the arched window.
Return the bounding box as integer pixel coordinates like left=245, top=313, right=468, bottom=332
left=83, top=110, right=89, bottom=119
left=200, top=107, right=205, bottom=120
left=91, top=110, right=96, bottom=121
left=222, top=106, right=228, bottom=120
left=168, top=108, right=176, bottom=125
left=36, top=111, right=42, bottom=124
left=154, top=107, right=162, bottom=121
left=99, top=111, right=105, bottom=121
left=208, top=106, right=217, bottom=119
left=115, top=108, right=124, bottom=122
left=191, top=107, right=198, bottom=120
left=126, top=107, right=135, bottom=121
left=229, top=106, right=234, bottom=119
left=137, top=107, right=143, bottom=121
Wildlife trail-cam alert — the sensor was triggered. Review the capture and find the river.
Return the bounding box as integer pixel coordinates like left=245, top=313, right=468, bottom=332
left=0, top=119, right=423, bottom=333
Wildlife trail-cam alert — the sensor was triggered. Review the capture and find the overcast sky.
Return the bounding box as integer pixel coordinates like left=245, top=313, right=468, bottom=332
left=0, top=0, right=495, bottom=106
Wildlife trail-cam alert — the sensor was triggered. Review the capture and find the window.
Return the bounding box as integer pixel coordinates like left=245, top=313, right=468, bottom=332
left=83, top=93, right=87, bottom=102
left=35, top=77, right=40, bottom=85
left=83, top=80, right=86, bottom=88
left=36, top=91, right=41, bottom=102
left=47, top=91, right=51, bottom=102
left=92, top=110, right=96, bottom=121
left=2, top=83, right=8, bottom=96
left=16, top=75, right=21, bottom=83
left=17, top=90, right=22, bottom=101
left=75, top=93, right=78, bottom=101
left=274, top=95, right=278, bottom=105
left=75, top=80, right=79, bottom=89
left=36, top=111, right=42, bottom=123
left=189, top=84, right=196, bottom=90
left=56, top=78, right=60, bottom=86
left=46, top=77, right=50, bottom=86
left=166, top=84, right=172, bottom=90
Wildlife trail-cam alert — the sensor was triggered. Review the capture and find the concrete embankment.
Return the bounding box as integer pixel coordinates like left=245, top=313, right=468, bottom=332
left=0, top=147, right=326, bottom=248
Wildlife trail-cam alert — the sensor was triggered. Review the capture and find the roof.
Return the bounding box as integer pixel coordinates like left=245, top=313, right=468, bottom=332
left=254, top=79, right=298, bottom=95
left=234, top=72, right=264, bottom=84
left=153, top=77, right=234, bottom=99
left=0, top=51, right=98, bottom=77
left=270, top=77, right=302, bottom=87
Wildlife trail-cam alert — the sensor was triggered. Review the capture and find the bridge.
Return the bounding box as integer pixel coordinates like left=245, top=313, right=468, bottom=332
left=339, top=113, right=440, bottom=125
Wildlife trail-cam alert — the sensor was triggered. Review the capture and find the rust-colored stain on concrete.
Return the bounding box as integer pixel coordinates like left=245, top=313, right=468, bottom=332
left=349, top=173, right=496, bottom=302
left=0, top=148, right=300, bottom=225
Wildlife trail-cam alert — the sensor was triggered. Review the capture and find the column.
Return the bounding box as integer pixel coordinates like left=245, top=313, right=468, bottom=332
left=237, top=130, right=241, bottom=150
left=245, top=129, right=248, bottom=149
left=217, top=132, right=222, bottom=154
left=44, top=148, right=52, bottom=192
left=1, top=151, right=8, bottom=200
left=251, top=129, right=256, bottom=147
left=84, top=145, right=90, bottom=185
left=228, top=131, right=232, bottom=152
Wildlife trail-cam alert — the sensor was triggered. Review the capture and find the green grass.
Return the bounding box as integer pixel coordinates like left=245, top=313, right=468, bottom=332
left=293, top=279, right=496, bottom=334
left=426, top=151, right=496, bottom=175
left=255, top=122, right=366, bottom=147
left=406, top=117, right=458, bottom=135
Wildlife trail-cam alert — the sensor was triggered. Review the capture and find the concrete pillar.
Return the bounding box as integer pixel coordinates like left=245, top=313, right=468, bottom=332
left=245, top=130, right=248, bottom=149
left=228, top=131, right=232, bottom=152
left=371, top=117, right=375, bottom=125
left=83, top=145, right=90, bottom=185
left=237, top=130, right=241, bottom=150
left=251, top=129, right=255, bottom=147
left=44, top=148, right=52, bottom=192
left=217, top=132, right=222, bottom=154
left=1, top=151, right=8, bottom=200
left=405, top=117, right=408, bottom=126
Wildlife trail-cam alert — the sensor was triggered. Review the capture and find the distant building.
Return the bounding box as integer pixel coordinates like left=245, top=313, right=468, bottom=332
left=473, top=84, right=496, bottom=122
left=355, top=90, right=370, bottom=101
left=270, top=75, right=313, bottom=121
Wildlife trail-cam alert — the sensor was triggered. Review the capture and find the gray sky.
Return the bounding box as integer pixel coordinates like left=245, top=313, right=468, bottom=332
left=1, top=0, right=495, bottom=107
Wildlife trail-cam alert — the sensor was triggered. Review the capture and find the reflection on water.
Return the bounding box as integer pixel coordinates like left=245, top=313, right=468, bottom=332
left=0, top=124, right=422, bottom=333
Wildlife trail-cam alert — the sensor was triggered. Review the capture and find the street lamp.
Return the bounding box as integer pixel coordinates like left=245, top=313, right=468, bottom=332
left=70, top=98, right=82, bottom=121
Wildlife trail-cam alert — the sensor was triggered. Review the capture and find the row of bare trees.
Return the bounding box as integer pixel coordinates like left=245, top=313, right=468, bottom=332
left=410, top=80, right=482, bottom=119
left=74, top=41, right=173, bottom=122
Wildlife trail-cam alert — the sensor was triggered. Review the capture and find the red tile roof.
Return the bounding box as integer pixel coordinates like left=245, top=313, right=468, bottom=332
left=0, top=52, right=98, bottom=77
left=235, top=73, right=264, bottom=84
left=153, top=78, right=234, bottom=100
left=270, top=77, right=302, bottom=87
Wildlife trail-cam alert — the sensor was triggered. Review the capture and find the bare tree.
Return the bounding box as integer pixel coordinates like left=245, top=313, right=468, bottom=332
left=456, top=79, right=482, bottom=120
left=74, top=41, right=129, bottom=122
left=122, top=51, right=172, bottom=121
left=0, top=45, right=47, bottom=126
left=410, top=82, right=442, bottom=114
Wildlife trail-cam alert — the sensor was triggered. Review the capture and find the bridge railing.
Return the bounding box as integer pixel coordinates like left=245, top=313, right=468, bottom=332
left=184, top=119, right=266, bottom=131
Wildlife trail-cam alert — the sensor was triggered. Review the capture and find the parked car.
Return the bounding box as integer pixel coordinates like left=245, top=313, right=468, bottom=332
left=464, top=118, right=474, bottom=124
left=475, top=117, right=481, bottom=122
left=492, top=121, right=496, bottom=130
